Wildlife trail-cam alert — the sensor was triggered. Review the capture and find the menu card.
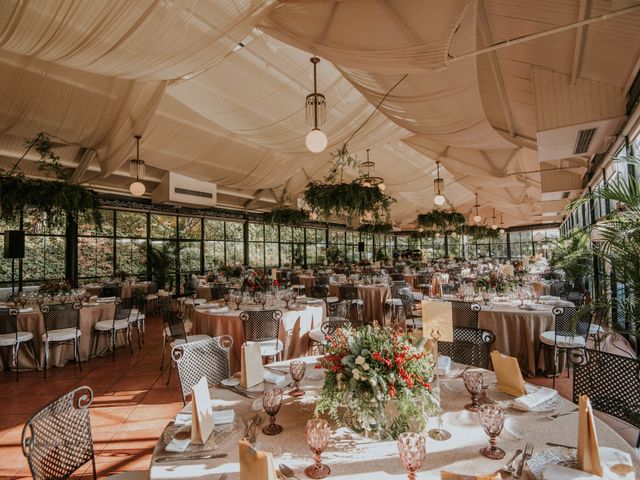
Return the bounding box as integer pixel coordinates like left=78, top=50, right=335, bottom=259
left=490, top=351, right=527, bottom=397
left=238, top=439, right=277, bottom=480
left=577, top=395, right=603, bottom=476
left=241, top=343, right=264, bottom=389
left=191, top=377, right=214, bottom=444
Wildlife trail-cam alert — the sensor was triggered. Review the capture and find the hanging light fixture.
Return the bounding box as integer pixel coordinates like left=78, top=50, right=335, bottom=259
left=129, top=135, right=146, bottom=197
left=433, top=161, right=446, bottom=206
left=356, top=149, right=384, bottom=188
left=491, top=209, right=498, bottom=230
left=499, top=215, right=505, bottom=234
left=473, top=193, right=482, bottom=224
left=305, top=56, right=327, bottom=153
left=451, top=231, right=457, bottom=238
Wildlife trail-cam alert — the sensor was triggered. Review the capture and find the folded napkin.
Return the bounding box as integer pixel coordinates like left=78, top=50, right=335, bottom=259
left=521, top=303, right=546, bottom=311
left=208, top=306, right=229, bottom=314
left=18, top=307, right=33, bottom=313
left=556, top=300, right=575, bottom=307
left=437, top=355, right=452, bottom=376
left=491, top=351, right=527, bottom=397
left=512, top=384, right=557, bottom=410
left=174, top=408, right=235, bottom=428
left=239, top=439, right=277, bottom=480
left=543, top=448, right=634, bottom=480
left=165, top=426, right=191, bottom=452
left=97, top=296, right=116, bottom=303
left=263, top=370, right=287, bottom=385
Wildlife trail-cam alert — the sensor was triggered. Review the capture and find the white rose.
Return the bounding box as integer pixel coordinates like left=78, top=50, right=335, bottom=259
left=369, top=377, right=377, bottom=386
left=352, top=368, right=361, bottom=380
left=337, top=372, right=344, bottom=384
left=355, top=355, right=365, bottom=365
left=362, top=363, right=370, bottom=371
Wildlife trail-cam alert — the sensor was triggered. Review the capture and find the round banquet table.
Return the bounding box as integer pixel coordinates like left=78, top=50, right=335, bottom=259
left=190, top=302, right=326, bottom=374
left=298, top=275, right=316, bottom=293
left=195, top=285, right=212, bottom=301
left=404, top=274, right=415, bottom=287
left=328, top=284, right=390, bottom=324
left=0, top=302, right=119, bottom=371
left=148, top=357, right=640, bottom=479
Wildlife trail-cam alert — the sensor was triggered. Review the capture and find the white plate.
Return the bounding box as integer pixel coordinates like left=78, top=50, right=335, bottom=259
left=529, top=447, right=577, bottom=479
left=510, top=393, right=561, bottom=412
left=221, top=377, right=240, bottom=387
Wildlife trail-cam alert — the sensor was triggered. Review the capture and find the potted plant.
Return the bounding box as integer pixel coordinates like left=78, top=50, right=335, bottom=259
left=548, top=230, right=592, bottom=291
left=149, top=243, right=177, bottom=290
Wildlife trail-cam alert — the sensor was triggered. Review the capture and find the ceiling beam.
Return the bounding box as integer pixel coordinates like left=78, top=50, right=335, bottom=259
left=69, top=148, right=95, bottom=184
left=244, top=189, right=269, bottom=209
left=377, top=0, right=423, bottom=44
left=570, top=0, right=591, bottom=85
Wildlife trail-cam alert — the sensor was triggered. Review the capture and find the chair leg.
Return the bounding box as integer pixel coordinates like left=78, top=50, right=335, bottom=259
left=552, top=346, right=558, bottom=390
left=136, top=321, right=143, bottom=350
left=160, top=336, right=166, bottom=371
left=127, top=326, right=133, bottom=354
left=110, top=331, right=116, bottom=362
left=535, top=342, right=542, bottom=375
left=166, top=362, right=173, bottom=386
left=77, top=338, right=83, bottom=370
left=43, top=341, right=48, bottom=379
left=14, top=343, right=20, bottom=382
left=27, top=340, right=39, bottom=369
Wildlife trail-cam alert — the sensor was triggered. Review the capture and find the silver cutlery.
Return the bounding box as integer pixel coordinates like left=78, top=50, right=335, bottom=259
left=547, top=408, right=578, bottom=420
left=217, top=475, right=228, bottom=480
left=279, top=463, right=301, bottom=480
left=501, top=448, right=523, bottom=474
left=546, top=442, right=576, bottom=449
left=514, top=443, right=533, bottom=479
left=218, top=383, right=253, bottom=398
left=155, top=453, right=228, bottom=463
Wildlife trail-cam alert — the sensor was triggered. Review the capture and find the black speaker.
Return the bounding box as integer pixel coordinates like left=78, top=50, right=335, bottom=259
left=358, top=241, right=365, bottom=253
left=3, top=230, right=25, bottom=259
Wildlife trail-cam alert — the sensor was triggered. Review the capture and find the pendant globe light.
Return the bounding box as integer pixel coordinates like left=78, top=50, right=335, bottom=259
left=491, top=209, right=498, bottom=230
left=305, top=56, right=327, bottom=153
left=499, top=215, right=505, bottom=234
left=433, top=161, right=446, bottom=206
left=129, top=135, right=146, bottom=197
left=473, top=193, right=482, bottom=224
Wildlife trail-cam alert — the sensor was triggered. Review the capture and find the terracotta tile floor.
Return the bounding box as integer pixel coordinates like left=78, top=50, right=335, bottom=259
left=0, top=315, right=637, bottom=479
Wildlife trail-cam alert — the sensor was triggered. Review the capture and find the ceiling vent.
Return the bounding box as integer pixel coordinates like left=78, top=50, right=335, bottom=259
left=573, top=128, right=597, bottom=155
left=152, top=172, right=217, bottom=207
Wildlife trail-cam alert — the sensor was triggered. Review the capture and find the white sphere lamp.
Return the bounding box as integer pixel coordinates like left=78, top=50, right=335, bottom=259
left=305, top=128, right=327, bottom=153
left=129, top=181, right=146, bottom=197
left=433, top=193, right=446, bottom=206
left=473, top=215, right=482, bottom=224
left=378, top=182, right=386, bottom=192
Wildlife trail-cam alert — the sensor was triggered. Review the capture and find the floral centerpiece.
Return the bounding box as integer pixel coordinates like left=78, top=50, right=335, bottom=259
left=39, top=278, right=73, bottom=296
left=241, top=270, right=275, bottom=293
left=474, top=272, right=512, bottom=293
left=219, top=265, right=244, bottom=279
left=315, top=325, right=439, bottom=439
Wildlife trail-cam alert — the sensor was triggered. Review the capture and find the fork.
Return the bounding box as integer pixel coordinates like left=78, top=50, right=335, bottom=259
left=514, top=443, right=533, bottom=479
left=547, top=408, right=578, bottom=420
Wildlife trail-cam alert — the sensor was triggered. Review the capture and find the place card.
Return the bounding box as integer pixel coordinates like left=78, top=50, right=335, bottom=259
left=238, top=439, right=277, bottom=480
left=578, top=395, right=602, bottom=476
left=241, top=343, right=264, bottom=389
left=490, top=351, right=527, bottom=397
left=191, top=377, right=215, bottom=444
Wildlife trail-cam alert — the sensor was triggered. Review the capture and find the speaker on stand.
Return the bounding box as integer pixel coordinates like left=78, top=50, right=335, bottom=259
left=4, top=230, right=25, bottom=295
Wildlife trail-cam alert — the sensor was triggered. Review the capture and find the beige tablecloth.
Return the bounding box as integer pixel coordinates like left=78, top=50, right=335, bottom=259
left=190, top=303, right=325, bottom=374
left=328, top=284, right=390, bottom=324
left=149, top=359, right=640, bottom=480
left=298, top=275, right=316, bottom=293
left=82, top=283, right=149, bottom=298
left=0, top=303, right=119, bottom=371
left=195, top=285, right=212, bottom=300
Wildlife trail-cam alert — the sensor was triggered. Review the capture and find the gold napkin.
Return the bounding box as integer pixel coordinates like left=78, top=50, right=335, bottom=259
left=490, top=351, right=527, bottom=397
left=577, top=395, right=603, bottom=476
left=240, top=343, right=264, bottom=389
left=441, top=471, right=501, bottom=480
left=191, top=377, right=214, bottom=444
left=421, top=300, right=453, bottom=342
left=238, top=439, right=277, bottom=480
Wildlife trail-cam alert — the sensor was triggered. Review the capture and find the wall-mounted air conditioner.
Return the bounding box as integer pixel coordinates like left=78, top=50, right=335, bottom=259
left=152, top=172, right=217, bottom=207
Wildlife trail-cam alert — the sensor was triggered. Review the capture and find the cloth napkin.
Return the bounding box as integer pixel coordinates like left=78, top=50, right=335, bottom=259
left=512, top=384, right=557, bottom=410
left=97, top=297, right=116, bottom=302
left=208, top=306, right=229, bottom=314
left=543, top=448, right=634, bottom=480
left=173, top=408, right=235, bottom=427
left=263, top=370, right=287, bottom=385
left=18, top=307, right=33, bottom=313
left=165, top=426, right=191, bottom=452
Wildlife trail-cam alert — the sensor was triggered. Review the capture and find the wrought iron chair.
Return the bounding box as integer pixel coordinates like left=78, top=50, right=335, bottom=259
left=129, top=292, right=146, bottom=349
left=288, top=274, right=305, bottom=294
left=21, top=386, right=96, bottom=480
left=101, top=284, right=121, bottom=298
left=535, top=305, right=592, bottom=389
left=240, top=309, right=283, bottom=361
left=572, top=348, right=640, bottom=447
left=385, top=281, right=408, bottom=321
left=414, top=274, right=432, bottom=296
left=398, top=290, right=421, bottom=330
left=91, top=298, right=133, bottom=361
left=145, top=281, right=159, bottom=313
left=438, top=327, right=496, bottom=369
left=338, top=284, right=363, bottom=322
left=449, top=300, right=481, bottom=329
left=172, top=336, right=233, bottom=404
left=161, top=309, right=210, bottom=384
left=0, top=307, right=38, bottom=381
left=312, top=284, right=339, bottom=305
left=41, top=302, right=82, bottom=379
left=309, top=301, right=352, bottom=351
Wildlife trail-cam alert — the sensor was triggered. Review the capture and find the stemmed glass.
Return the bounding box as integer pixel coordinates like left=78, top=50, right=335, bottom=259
left=304, top=419, right=331, bottom=479
left=397, top=432, right=426, bottom=480
left=289, top=360, right=306, bottom=397
left=258, top=292, right=267, bottom=309
left=233, top=292, right=243, bottom=310
left=262, top=387, right=283, bottom=435
left=478, top=404, right=506, bottom=459
left=282, top=292, right=292, bottom=309
left=223, top=291, right=231, bottom=308
left=462, top=370, right=483, bottom=412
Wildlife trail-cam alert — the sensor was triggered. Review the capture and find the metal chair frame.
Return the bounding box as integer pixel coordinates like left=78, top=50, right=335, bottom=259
left=398, top=291, right=421, bottom=330
left=438, top=327, right=496, bottom=369
left=448, top=300, right=481, bottom=329
left=0, top=307, right=39, bottom=381
left=239, top=309, right=283, bottom=361
left=90, top=298, right=133, bottom=361
left=41, top=302, right=82, bottom=379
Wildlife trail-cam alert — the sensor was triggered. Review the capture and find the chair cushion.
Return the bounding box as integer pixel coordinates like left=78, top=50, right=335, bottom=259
left=325, top=296, right=339, bottom=304
left=42, top=328, right=81, bottom=342
left=246, top=339, right=284, bottom=357
left=539, top=330, right=586, bottom=348
left=309, top=328, right=326, bottom=344
left=0, top=331, right=33, bottom=346
left=171, top=334, right=211, bottom=346
left=385, top=298, right=402, bottom=306
left=95, top=319, right=129, bottom=331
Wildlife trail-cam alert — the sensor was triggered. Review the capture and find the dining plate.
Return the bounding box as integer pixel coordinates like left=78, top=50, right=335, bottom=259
left=221, top=377, right=240, bottom=387
left=509, top=393, right=561, bottom=413
left=528, top=447, right=577, bottom=479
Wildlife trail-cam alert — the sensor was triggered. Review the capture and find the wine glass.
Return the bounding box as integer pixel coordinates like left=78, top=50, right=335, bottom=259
left=289, top=360, right=306, bottom=397
left=397, top=432, right=426, bottom=480
left=261, top=387, right=283, bottom=435
left=254, top=291, right=264, bottom=308
left=462, top=370, right=483, bottom=412
left=478, top=404, right=506, bottom=459
left=304, top=419, right=331, bottom=479
left=223, top=291, right=231, bottom=308
left=282, top=292, right=292, bottom=309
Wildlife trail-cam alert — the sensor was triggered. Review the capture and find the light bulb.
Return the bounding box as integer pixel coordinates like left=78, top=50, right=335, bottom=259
left=129, top=181, right=145, bottom=196
left=433, top=194, right=446, bottom=206
left=473, top=215, right=482, bottom=223
left=310, top=212, right=318, bottom=221
left=435, top=232, right=440, bottom=238
left=418, top=227, right=424, bottom=233
left=499, top=228, right=505, bottom=234
left=305, top=128, right=327, bottom=153
left=492, top=224, right=498, bottom=230
left=451, top=231, right=457, bottom=238
left=378, top=182, right=386, bottom=192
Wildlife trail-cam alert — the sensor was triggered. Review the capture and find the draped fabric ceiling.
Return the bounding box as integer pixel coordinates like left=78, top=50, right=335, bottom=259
left=1, top=0, right=639, bottom=228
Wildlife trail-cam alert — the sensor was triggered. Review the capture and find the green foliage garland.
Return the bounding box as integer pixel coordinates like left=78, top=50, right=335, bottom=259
left=461, top=224, right=500, bottom=239
left=304, top=181, right=395, bottom=219
left=263, top=207, right=309, bottom=226
left=416, top=209, right=466, bottom=231
left=358, top=223, right=393, bottom=234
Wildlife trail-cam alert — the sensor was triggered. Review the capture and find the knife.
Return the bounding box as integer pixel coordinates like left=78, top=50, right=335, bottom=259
left=218, top=383, right=253, bottom=398
left=155, top=453, right=228, bottom=463
left=546, top=442, right=576, bottom=449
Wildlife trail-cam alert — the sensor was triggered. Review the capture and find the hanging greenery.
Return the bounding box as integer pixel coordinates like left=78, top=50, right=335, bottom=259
left=263, top=207, right=309, bottom=226
left=461, top=224, right=500, bottom=239
left=304, top=181, right=394, bottom=219
left=358, top=223, right=393, bottom=234
left=0, top=133, right=101, bottom=225
left=416, top=209, right=466, bottom=232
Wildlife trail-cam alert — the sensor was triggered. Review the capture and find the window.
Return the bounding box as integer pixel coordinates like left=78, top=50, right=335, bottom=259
left=78, top=209, right=114, bottom=281
left=204, top=219, right=225, bottom=270
left=179, top=216, right=202, bottom=274
left=22, top=211, right=66, bottom=284
left=249, top=223, right=265, bottom=268
left=225, top=221, right=244, bottom=265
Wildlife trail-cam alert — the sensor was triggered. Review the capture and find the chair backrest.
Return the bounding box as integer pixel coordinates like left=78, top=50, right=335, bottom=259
left=339, top=284, right=358, bottom=301
left=328, top=301, right=350, bottom=322
left=321, top=319, right=352, bottom=342
left=113, top=297, right=133, bottom=322
left=210, top=284, right=230, bottom=300
left=438, top=327, right=496, bottom=369
left=101, top=284, right=121, bottom=298
left=552, top=306, right=591, bottom=338
left=288, top=274, right=300, bottom=286
left=567, top=291, right=585, bottom=307
left=157, top=295, right=172, bottom=311
left=449, top=300, right=481, bottom=329
left=21, top=386, right=96, bottom=480
left=172, top=336, right=233, bottom=404
left=315, top=274, right=329, bottom=286
left=0, top=307, right=18, bottom=338
left=391, top=281, right=408, bottom=299
left=312, top=284, right=329, bottom=300
left=132, top=291, right=147, bottom=316
left=240, top=309, right=281, bottom=343
left=162, top=309, right=187, bottom=340
left=148, top=281, right=158, bottom=294
left=573, top=348, right=640, bottom=430
left=41, top=303, right=81, bottom=333
left=398, top=290, right=416, bottom=319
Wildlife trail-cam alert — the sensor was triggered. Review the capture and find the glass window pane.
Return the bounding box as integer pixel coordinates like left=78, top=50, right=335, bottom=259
left=292, top=227, right=304, bottom=243
left=204, top=241, right=224, bottom=270
left=78, top=237, right=113, bottom=279
left=178, top=217, right=201, bottom=240
left=264, top=225, right=278, bottom=242
left=117, top=238, right=147, bottom=275
left=226, top=241, right=243, bottom=264
left=151, top=214, right=176, bottom=239
left=180, top=242, right=201, bottom=273
left=249, top=223, right=264, bottom=241
left=280, top=226, right=292, bottom=242
left=265, top=243, right=279, bottom=267
left=249, top=243, right=264, bottom=267
left=225, top=221, right=243, bottom=241
left=204, top=219, right=225, bottom=240
left=116, top=211, right=147, bottom=238
left=280, top=243, right=292, bottom=266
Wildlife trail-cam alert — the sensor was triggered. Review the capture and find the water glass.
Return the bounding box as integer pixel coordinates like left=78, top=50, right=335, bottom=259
left=304, top=419, right=331, bottom=479
left=462, top=370, right=483, bottom=412
left=262, top=387, right=283, bottom=435
left=478, top=404, right=506, bottom=459
left=397, top=432, right=426, bottom=480
left=289, top=360, right=306, bottom=397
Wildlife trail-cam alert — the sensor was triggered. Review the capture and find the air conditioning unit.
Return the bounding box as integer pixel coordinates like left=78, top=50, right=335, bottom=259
left=151, top=172, right=217, bottom=207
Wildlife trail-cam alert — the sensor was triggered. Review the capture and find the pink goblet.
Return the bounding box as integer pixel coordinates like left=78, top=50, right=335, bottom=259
left=289, top=360, right=306, bottom=397
left=478, top=404, right=506, bottom=459
left=397, top=432, right=426, bottom=480
left=261, top=387, right=283, bottom=435
left=304, top=419, right=331, bottom=479
left=462, top=370, right=483, bottom=412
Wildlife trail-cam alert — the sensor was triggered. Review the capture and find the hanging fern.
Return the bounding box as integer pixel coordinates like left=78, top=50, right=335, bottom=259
left=416, top=210, right=466, bottom=231
left=263, top=207, right=309, bottom=226
left=304, top=181, right=395, bottom=219
left=358, top=223, right=393, bottom=234
left=461, top=224, right=501, bottom=239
